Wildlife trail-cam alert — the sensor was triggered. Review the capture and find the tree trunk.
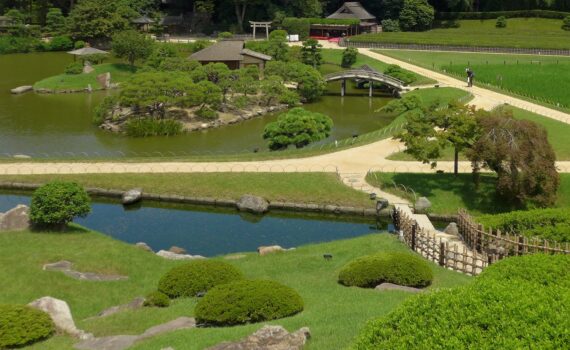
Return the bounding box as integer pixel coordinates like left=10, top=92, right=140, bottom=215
left=234, top=3, right=247, bottom=32
left=454, top=147, right=459, bottom=176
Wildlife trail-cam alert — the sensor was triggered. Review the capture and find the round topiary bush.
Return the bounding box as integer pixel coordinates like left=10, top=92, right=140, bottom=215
left=338, top=252, right=433, bottom=288
left=158, top=260, right=243, bottom=298
left=195, top=280, right=304, bottom=326
left=30, top=181, right=91, bottom=229
left=0, top=305, right=55, bottom=348
left=144, top=291, right=170, bottom=307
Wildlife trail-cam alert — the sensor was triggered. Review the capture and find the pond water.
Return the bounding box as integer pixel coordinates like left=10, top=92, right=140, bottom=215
left=0, top=193, right=389, bottom=256
left=0, top=52, right=395, bottom=156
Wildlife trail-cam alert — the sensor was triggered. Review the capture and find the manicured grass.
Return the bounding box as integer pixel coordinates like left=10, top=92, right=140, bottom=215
left=0, top=228, right=471, bottom=349
left=33, top=63, right=137, bottom=91
left=350, top=18, right=570, bottom=50
left=366, top=173, right=570, bottom=215
left=321, top=49, right=437, bottom=86
left=0, top=173, right=375, bottom=208
left=387, top=106, right=570, bottom=161
left=377, top=50, right=570, bottom=109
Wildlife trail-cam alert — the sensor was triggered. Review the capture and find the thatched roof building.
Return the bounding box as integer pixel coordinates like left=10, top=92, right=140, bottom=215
left=189, top=40, right=271, bottom=70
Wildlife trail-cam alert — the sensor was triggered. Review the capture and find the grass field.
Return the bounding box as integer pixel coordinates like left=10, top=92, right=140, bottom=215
left=0, top=172, right=376, bottom=208
left=366, top=173, right=570, bottom=215
left=33, top=63, right=137, bottom=91
left=350, top=18, right=570, bottom=50
left=387, top=106, right=570, bottom=161
left=377, top=50, right=570, bottom=109
left=0, top=229, right=471, bottom=349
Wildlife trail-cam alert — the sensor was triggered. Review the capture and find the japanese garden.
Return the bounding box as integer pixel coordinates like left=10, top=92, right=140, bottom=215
left=0, top=0, right=569, bottom=349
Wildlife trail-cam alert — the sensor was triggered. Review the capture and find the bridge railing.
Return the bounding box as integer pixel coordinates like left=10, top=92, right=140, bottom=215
left=323, top=70, right=406, bottom=89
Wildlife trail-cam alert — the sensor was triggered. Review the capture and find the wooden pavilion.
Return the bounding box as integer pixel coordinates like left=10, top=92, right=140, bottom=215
left=310, top=2, right=379, bottom=38
left=189, top=40, right=271, bottom=70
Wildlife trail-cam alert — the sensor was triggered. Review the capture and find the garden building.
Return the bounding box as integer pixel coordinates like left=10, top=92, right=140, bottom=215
left=311, top=2, right=379, bottom=38
left=131, top=16, right=155, bottom=32
left=189, top=40, right=272, bottom=70
left=0, top=15, right=14, bottom=28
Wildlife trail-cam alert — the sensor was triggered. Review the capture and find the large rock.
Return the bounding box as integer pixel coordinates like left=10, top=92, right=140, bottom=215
left=414, top=197, right=432, bottom=213
left=83, top=64, right=95, bottom=74
left=236, top=195, right=269, bottom=214
left=135, top=242, right=153, bottom=253
left=375, top=283, right=423, bottom=293
left=97, top=72, right=111, bottom=89
left=206, top=325, right=310, bottom=350
left=0, top=205, right=30, bottom=231
left=444, top=222, right=459, bottom=236
left=257, top=245, right=292, bottom=256
left=156, top=250, right=205, bottom=260
left=43, top=260, right=128, bottom=281
left=11, top=85, right=33, bottom=94
left=96, top=297, right=145, bottom=318
left=28, top=297, right=93, bottom=340
left=122, top=188, right=143, bottom=205
left=168, top=246, right=187, bottom=255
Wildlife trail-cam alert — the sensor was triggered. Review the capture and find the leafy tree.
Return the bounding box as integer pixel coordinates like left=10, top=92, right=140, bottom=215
left=45, top=8, right=67, bottom=36
left=301, top=38, right=322, bottom=69
left=233, top=68, right=259, bottom=96
left=260, top=75, right=287, bottom=106
left=145, top=43, right=179, bottom=69
left=5, top=8, right=24, bottom=25
left=263, top=107, right=333, bottom=150
left=190, top=80, right=223, bottom=110
left=496, top=16, right=507, bottom=28
left=467, top=109, right=560, bottom=208
left=265, top=60, right=325, bottom=101
left=30, top=182, right=91, bottom=230
left=198, top=63, right=233, bottom=101
left=341, top=47, right=358, bottom=68
left=112, top=30, right=155, bottom=67
left=69, top=0, right=136, bottom=42
left=381, top=19, right=401, bottom=32
left=267, top=29, right=289, bottom=61
left=399, top=0, right=434, bottom=32
left=158, top=57, right=200, bottom=72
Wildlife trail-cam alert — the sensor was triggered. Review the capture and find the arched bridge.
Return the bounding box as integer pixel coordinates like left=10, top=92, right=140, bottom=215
left=324, top=65, right=406, bottom=96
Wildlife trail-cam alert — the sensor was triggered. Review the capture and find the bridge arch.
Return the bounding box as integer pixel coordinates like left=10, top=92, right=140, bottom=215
left=323, top=65, right=406, bottom=97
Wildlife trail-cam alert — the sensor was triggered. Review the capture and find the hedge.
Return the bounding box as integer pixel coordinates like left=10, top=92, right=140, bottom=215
left=0, top=305, right=55, bottom=348
left=338, top=252, right=433, bottom=288
left=157, top=260, right=243, bottom=298
left=352, top=254, right=570, bottom=350
left=436, top=10, right=570, bottom=20
left=195, top=280, right=304, bottom=326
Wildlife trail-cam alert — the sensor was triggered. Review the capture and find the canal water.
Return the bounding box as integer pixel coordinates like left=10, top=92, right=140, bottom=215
left=0, top=52, right=395, bottom=156
left=0, top=193, right=389, bottom=256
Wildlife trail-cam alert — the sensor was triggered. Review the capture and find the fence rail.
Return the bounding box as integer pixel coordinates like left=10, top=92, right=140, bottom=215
left=340, top=40, right=570, bottom=56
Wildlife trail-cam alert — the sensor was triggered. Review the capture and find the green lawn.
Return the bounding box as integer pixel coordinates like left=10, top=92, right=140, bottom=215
left=34, top=63, right=137, bottom=91
left=0, top=172, right=375, bottom=208
left=0, top=229, right=471, bottom=349
left=350, top=18, right=570, bottom=50
left=388, top=106, right=570, bottom=161
left=366, top=173, right=570, bottom=215
left=376, top=49, right=570, bottom=109
left=321, top=49, right=437, bottom=86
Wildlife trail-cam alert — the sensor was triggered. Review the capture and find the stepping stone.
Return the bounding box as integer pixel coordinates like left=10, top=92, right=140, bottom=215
left=375, top=283, right=423, bottom=293
left=93, top=297, right=146, bottom=319
left=43, top=260, right=128, bottom=281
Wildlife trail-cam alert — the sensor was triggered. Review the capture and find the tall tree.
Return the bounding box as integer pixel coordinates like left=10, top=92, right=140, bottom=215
left=300, top=38, right=322, bottom=69
left=111, top=30, right=155, bottom=67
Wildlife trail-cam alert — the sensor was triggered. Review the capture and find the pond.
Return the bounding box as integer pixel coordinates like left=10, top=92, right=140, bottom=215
left=0, top=192, right=390, bottom=256
left=0, top=52, right=396, bottom=156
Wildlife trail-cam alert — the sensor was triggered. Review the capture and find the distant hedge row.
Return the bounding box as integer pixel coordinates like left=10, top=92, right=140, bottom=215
left=281, top=17, right=360, bottom=40
left=437, top=9, right=570, bottom=20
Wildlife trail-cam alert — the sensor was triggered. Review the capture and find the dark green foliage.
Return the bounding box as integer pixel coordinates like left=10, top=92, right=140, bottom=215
left=93, top=95, right=119, bottom=124
left=145, top=43, right=179, bottom=69
left=0, top=36, right=43, bottom=54
left=112, top=30, right=155, bottom=67
left=188, top=40, right=212, bottom=53
left=194, top=280, right=304, bottom=326
left=74, top=40, right=86, bottom=49
left=338, top=252, right=433, bottom=288
left=279, top=90, right=301, bottom=106
left=380, top=19, right=401, bottom=32
left=353, top=254, right=570, bottom=350
left=301, top=38, right=322, bottom=69
left=217, top=31, right=234, bottom=40
left=563, top=16, right=570, bottom=30
left=45, top=8, right=67, bottom=36
left=158, top=58, right=200, bottom=72
left=341, top=47, right=358, bottom=68
left=143, top=291, right=170, bottom=307
left=263, top=107, right=333, bottom=150
left=264, top=60, right=326, bottom=102
left=157, top=260, right=243, bottom=298
left=399, top=0, right=435, bottom=31
left=68, top=0, right=137, bottom=41
left=384, top=64, right=417, bottom=85
left=0, top=305, right=55, bottom=348
left=478, top=208, right=570, bottom=242
left=48, top=36, right=74, bottom=51
left=64, top=62, right=84, bottom=75
left=30, top=182, right=91, bottom=228
left=196, top=107, right=218, bottom=120
left=496, top=16, right=508, bottom=28
left=124, top=118, right=183, bottom=137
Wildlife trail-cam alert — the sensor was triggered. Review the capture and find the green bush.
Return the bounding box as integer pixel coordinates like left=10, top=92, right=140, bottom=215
left=158, top=260, right=243, bottom=298
left=563, top=16, right=570, bottom=31
left=30, top=182, right=91, bottom=229
left=352, top=254, right=570, bottom=350
left=279, top=90, right=301, bottom=106
left=496, top=16, right=508, bottom=28
left=341, top=47, right=358, bottom=68
left=48, top=36, right=74, bottom=51
left=0, top=305, right=55, bottom=348
left=384, top=64, right=417, bottom=85
left=0, top=36, right=43, bottom=54
left=64, top=62, right=84, bottom=75
left=217, top=31, right=234, bottom=40
left=195, top=280, right=304, bottom=326
left=338, top=252, right=433, bottom=288
left=381, top=19, right=401, bottom=32
left=124, top=118, right=183, bottom=137
left=74, top=40, right=86, bottom=49
left=144, top=291, right=170, bottom=307
left=195, top=107, right=218, bottom=120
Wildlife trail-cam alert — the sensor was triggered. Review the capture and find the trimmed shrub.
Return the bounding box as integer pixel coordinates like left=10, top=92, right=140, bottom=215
left=195, top=280, right=304, bottom=326
left=496, top=16, right=507, bottom=28
left=341, top=47, right=358, bottom=68
left=158, top=260, right=243, bottom=298
left=30, top=182, right=91, bottom=228
left=64, top=62, right=84, bottom=75
left=124, top=118, right=183, bottom=137
left=48, top=36, right=74, bottom=51
left=74, top=40, right=86, bottom=49
left=338, top=252, right=433, bottom=288
left=384, top=64, right=417, bottom=85
left=144, top=291, right=170, bottom=307
left=352, top=254, right=570, bottom=350
left=563, top=16, right=570, bottom=31
left=0, top=305, right=55, bottom=348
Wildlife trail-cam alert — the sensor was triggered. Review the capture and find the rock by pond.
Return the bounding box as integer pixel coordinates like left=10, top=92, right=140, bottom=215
left=10, top=85, right=33, bottom=94
left=156, top=250, right=205, bottom=260
left=122, top=188, right=143, bottom=205
left=237, top=195, right=269, bottom=214
left=0, top=204, right=30, bottom=231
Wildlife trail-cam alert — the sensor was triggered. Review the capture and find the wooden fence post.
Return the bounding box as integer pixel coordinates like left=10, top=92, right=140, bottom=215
left=439, top=242, right=446, bottom=267
left=411, top=223, right=417, bottom=251
left=518, top=236, right=525, bottom=255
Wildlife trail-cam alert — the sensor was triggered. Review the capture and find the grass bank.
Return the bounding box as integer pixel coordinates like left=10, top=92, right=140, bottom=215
left=366, top=173, right=570, bottom=215
left=349, top=18, right=570, bottom=50
left=0, top=172, right=375, bottom=208
left=33, top=63, right=137, bottom=91
left=0, top=229, right=471, bottom=349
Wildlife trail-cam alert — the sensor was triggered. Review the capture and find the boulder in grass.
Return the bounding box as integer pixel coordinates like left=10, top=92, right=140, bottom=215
left=236, top=195, right=269, bottom=214
left=135, top=242, right=153, bottom=253
left=0, top=205, right=30, bottom=231
left=122, top=188, right=143, bottom=205
left=414, top=197, right=432, bottom=213
left=206, top=325, right=310, bottom=350
left=156, top=250, right=205, bottom=260
left=375, top=282, right=423, bottom=293
left=257, top=245, right=295, bottom=256
left=28, top=297, right=93, bottom=340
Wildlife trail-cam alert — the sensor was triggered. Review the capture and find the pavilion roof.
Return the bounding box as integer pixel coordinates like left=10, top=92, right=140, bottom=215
left=132, top=16, right=155, bottom=24
left=327, top=2, right=376, bottom=21
left=67, top=47, right=109, bottom=56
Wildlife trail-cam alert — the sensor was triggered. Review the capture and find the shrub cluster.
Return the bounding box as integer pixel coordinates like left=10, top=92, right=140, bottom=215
left=338, top=252, right=433, bottom=288
left=195, top=280, right=304, bottom=326
left=0, top=305, right=55, bottom=348
left=64, top=62, right=84, bottom=75
left=384, top=65, right=417, bottom=85
left=158, top=260, right=243, bottom=298
left=30, top=182, right=91, bottom=229
left=563, top=16, right=570, bottom=31
left=0, top=35, right=74, bottom=54
left=478, top=208, right=570, bottom=242
left=353, top=254, right=570, bottom=349
left=496, top=16, right=508, bottom=28
left=124, top=118, right=183, bottom=137
left=436, top=10, right=570, bottom=20
left=144, top=291, right=170, bottom=307
left=381, top=19, right=401, bottom=32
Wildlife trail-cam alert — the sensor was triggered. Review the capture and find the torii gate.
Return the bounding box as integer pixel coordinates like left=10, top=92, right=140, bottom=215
left=250, top=21, right=272, bottom=39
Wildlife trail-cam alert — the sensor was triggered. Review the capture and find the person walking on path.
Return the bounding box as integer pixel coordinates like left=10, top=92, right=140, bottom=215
left=466, top=68, right=474, bottom=87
